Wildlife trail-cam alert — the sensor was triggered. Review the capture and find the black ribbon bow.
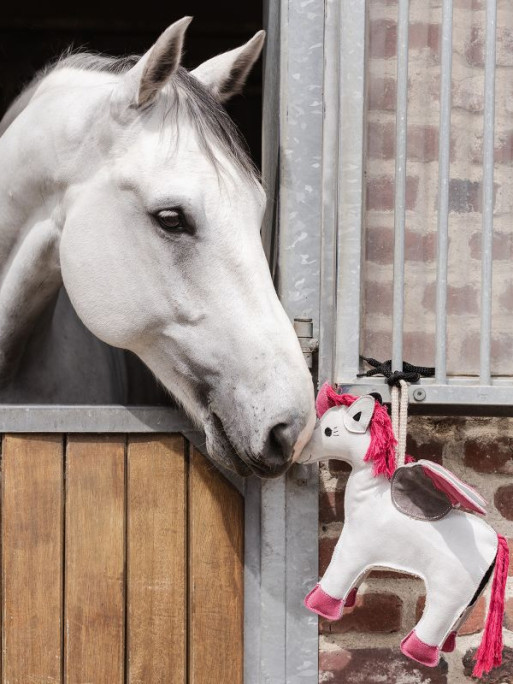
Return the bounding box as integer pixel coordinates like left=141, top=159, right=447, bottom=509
left=357, top=356, right=435, bottom=388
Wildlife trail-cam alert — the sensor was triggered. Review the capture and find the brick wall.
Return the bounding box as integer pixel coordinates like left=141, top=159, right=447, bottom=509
left=362, top=0, right=513, bottom=374
left=319, top=0, right=513, bottom=681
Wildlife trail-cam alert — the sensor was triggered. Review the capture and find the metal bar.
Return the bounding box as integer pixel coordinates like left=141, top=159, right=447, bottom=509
left=258, top=0, right=325, bottom=679
left=340, top=378, right=513, bottom=407
left=260, top=478, right=287, bottom=684
left=392, top=0, right=410, bottom=372
left=0, top=405, right=244, bottom=494
left=0, top=405, right=192, bottom=432
left=244, top=478, right=262, bottom=684
left=435, top=0, right=453, bottom=384
left=317, top=0, right=341, bottom=384
left=480, top=0, right=497, bottom=385
left=334, top=0, right=367, bottom=384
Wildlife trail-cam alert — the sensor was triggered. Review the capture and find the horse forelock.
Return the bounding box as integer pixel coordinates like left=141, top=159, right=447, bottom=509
left=19, top=51, right=259, bottom=184
left=316, top=382, right=397, bottom=479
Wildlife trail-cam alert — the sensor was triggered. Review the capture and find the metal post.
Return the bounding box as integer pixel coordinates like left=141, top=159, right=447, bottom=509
left=392, top=0, right=410, bottom=373
left=334, top=0, right=367, bottom=384
left=480, top=0, right=497, bottom=385
left=435, top=0, right=453, bottom=384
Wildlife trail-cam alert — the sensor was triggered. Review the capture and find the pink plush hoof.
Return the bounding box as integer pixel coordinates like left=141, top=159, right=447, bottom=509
left=400, top=630, right=440, bottom=667
left=344, top=587, right=358, bottom=608
left=441, top=631, right=456, bottom=653
left=304, top=584, right=344, bottom=620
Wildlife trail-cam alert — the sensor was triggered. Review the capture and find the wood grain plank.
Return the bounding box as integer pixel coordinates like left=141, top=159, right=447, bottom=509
left=127, top=435, right=187, bottom=684
left=2, top=434, right=63, bottom=684
left=189, top=448, right=244, bottom=684
left=64, top=435, right=125, bottom=684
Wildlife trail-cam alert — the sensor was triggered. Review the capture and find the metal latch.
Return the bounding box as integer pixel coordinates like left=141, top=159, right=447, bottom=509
left=293, top=318, right=319, bottom=370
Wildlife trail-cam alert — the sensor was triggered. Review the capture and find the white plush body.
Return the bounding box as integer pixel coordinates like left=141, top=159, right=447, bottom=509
left=299, top=397, right=498, bottom=648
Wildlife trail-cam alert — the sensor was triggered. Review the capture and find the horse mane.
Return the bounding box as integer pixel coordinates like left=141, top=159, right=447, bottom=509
left=3, top=50, right=258, bottom=184
left=316, top=382, right=397, bottom=479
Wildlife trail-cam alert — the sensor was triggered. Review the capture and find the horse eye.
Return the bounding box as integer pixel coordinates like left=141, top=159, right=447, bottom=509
left=324, top=427, right=332, bottom=437
left=155, top=209, right=187, bottom=232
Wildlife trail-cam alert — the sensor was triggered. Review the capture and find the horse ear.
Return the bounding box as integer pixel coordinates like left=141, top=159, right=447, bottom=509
left=191, top=31, right=265, bottom=103
left=120, top=17, right=192, bottom=108
left=344, top=396, right=375, bottom=434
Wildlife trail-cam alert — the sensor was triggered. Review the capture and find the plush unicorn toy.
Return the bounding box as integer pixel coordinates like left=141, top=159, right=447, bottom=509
left=299, top=383, right=509, bottom=677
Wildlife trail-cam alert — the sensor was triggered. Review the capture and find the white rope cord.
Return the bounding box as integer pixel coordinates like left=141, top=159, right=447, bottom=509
left=390, top=379, right=409, bottom=467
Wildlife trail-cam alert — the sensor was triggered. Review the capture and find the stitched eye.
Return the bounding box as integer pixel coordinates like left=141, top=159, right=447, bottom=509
left=324, top=427, right=332, bottom=437
left=154, top=209, right=189, bottom=233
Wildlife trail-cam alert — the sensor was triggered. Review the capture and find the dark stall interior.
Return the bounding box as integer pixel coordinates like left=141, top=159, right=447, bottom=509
left=0, top=1, right=264, bottom=404
left=0, top=0, right=263, bottom=163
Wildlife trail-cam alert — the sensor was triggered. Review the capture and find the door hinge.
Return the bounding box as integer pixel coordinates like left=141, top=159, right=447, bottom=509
left=293, top=318, right=319, bottom=371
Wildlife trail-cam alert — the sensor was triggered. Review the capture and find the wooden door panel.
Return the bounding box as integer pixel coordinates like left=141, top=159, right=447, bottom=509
left=127, top=434, right=187, bottom=684
left=64, top=435, right=125, bottom=684
left=2, top=434, right=64, bottom=684
left=189, top=448, right=244, bottom=684
left=0, top=434, right=244, bottom=683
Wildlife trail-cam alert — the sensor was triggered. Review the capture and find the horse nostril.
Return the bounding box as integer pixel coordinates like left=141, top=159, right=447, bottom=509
left=258, top=420, right=299, bottom=474
left=270, top=422, right=294, bottom=459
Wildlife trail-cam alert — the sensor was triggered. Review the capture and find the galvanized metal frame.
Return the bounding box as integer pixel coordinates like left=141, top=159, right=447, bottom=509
left=0, top=2, right=325, bottom=683
left=333, top=0, right=510, bottom=410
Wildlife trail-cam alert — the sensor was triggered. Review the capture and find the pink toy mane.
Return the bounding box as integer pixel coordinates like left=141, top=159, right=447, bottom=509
left=316, top=382, right=397, bottom=479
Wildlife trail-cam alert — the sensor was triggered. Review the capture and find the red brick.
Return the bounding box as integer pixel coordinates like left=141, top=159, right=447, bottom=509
left=494, top=484, right=513, bottom=521
left=408, top=125, right=440, bottom=162
left=464, top=437, right=513, bottom=475
left=319, top=536, right=337, bottom=575
left=448, top=179, right=497, bottom=213
left=453, top=0, right=485, bottom=9
left=465, top=26, right=484, bottom=67
left=367, top=124, right=441, bottom=163
left=452, top=77, right=484, bottom=114
left=367, top=121, right=395, bottom=160
left=422, top=282, right=479, bottom=315
left=320, top=592, right=402, bottom=634
left=402, top=332, right=435, bottom=368
left=417, top=595, right=486, bottom=635
left=499, top=283, right=513, bottom=314
left=328, top=459, right=351, bottom=475
left=320, top=647, right=448, bottom=682
left=461, top=333, right=512, bottom=373
left=369, top=19, right=397, bottom=60
left=504, top=597, right=513, bottom=631
left=364, top=280, right=393, bottom=316
left=320, top=489, right=345, bottom=524
left=459, top=596, right=486, bottom=635
left=366, top=175, right=419, bottom=211
left=494, top=130, right=513, bottom=164
left=462, top=645, right=513, bottom=682
left=466, top=27, right=513, bottom=68
left=406, top=435, right=443, bottom=465
left=366, top=227, right=436, bottom=264
left=409, top=23, right=441, bottom=61
left=469, top=231, right=513, bottom=261
left=319, top=649, right=351, bottom=673
left=368, top=77, right=397, bottom=111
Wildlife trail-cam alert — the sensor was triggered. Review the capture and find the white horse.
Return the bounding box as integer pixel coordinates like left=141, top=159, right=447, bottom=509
left=300, top=384, right=508, bottom=677
left=0, top=18, right=315, bottom=476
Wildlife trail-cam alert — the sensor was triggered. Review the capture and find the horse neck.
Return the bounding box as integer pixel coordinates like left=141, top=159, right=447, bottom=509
left=0, top=69, right=111, bottom=275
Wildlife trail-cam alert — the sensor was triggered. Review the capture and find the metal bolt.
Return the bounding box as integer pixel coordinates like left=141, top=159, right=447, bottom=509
left=412, top=387, right=426, bottom=402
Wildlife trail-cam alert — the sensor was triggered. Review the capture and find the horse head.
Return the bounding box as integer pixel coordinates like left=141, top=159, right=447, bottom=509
left=0, top=18, right=316, bottom=476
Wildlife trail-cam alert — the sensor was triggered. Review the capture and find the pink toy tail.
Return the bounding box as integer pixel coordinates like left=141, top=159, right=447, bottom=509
left=472, top=535, right=510, bottom=677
